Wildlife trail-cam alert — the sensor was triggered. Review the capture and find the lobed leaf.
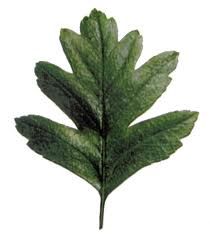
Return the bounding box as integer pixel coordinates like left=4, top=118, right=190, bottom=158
left=15, top=9, right=198, bottom=229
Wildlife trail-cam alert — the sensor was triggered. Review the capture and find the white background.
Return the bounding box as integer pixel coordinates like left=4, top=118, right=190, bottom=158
left=0, top=0, right=209, bottom=239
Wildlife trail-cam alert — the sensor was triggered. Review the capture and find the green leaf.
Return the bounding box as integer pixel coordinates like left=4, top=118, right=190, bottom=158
left=15, top=9, right=199, bottom=229
left=15, top=115, right=101, bottom=190
left=108, top=51, right=179, bottom=129
left=106, top=111, right=199, bottom=194
left=35, top=61, right=101, bottom=131
left=60, top=28, right=102, bottom=83
left=80, top=9, right=118, bottom=60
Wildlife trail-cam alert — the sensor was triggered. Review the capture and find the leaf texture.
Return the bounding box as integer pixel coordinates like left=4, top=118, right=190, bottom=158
left=106, top=110, right=198, bottom=194
left=15, top=9, right=198, bottom=229
left=15, top=115, right=101, bottom=190
left=35, top=61, right=101, bottom=131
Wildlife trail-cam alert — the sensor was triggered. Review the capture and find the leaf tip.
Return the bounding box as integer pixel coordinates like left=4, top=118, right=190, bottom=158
left=14, top=116, right=26, bottom=136
left=14, top=117, right=20, bottom=126
left=91, top=8, right=99, bottom=13
left=34, top=61, right=43, bottom=77
left=59, top=28, right=70, bottom=42
left=191, top=111, right=199, bottom=121
left=184, top=110, right=199, bottom=119
left=130, top=29, right=140, bottom=36
left=173, top=50, right=179, bottom=60
left=165, top=51, right=179, bottom=61
left=90, top=8, right=105, bottom=18
left=34, top=61, right=50, bottom=80
left=130, top=30, right=143, bottom=44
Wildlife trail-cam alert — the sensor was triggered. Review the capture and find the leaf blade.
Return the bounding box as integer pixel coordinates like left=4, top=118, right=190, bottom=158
left=106, top=111, right=198, bottom=194
left=110, top=51, right=179, bottom=129
left=80, top=9, right=118, bottom=60
left=15, top=9, right=199, bottom=229
left=15, top=115, right=101, bottom=190
left=35, top=61, right=101, bottom=131
left=60, top=28, right=102, bottom=83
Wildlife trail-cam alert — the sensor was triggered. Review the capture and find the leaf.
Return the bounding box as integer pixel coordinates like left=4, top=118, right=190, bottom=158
left=15, top=115, right=101, bottom=190
left=108, top=51, right=179, bottom=129
left=105, top=111, right=198, bottom=194
left=15, top=9, right=198, bottom=229
left=35, top=61, right=101, bottom=131
left=60, top=28, right=102, bottom=83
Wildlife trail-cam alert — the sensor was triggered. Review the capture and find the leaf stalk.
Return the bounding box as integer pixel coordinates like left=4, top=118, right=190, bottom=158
left=99, top=194, right=106, bottom=229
